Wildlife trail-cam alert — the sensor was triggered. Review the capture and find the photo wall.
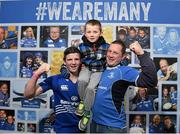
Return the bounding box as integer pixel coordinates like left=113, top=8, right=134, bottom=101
left=0, top=0, right=180, bottom=133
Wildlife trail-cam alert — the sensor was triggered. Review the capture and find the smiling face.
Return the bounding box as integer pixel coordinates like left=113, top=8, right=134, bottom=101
left=84, top=24, right=102, bottom=43
left=26, top=57, right=33, bottom=65
left=106, top=43, right=124, bottom=67
left=0, top=83, right=8, bottom=94
left=64, top=53, right=81, bottom=75
left=153, top=115, right=161, bottom=125
left=26, top=27, right=33, bottom=38
left=138, top=29, right=145, bottom=38
left=134, top=115, right=142, bottom=124
left=50, top=27, right=60, bottom=40
left=163, top=88, right=169, bottom=97
left=7, top=115, right=14, bottom=124
left=138, top=88, right=147, bottom=98
left=159, top=59, right=169, bottom=74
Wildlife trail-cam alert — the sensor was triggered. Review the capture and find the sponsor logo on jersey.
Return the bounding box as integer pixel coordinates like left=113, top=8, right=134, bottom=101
left=71, top=96, right=78, bottom=101
left=60, top=85, right=68, bottom=91
left=107, top=72, right=114, bottom=79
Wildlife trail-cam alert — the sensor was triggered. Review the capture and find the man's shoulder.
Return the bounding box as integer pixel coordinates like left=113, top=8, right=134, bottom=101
left=118, top=65, right=133, bottom=70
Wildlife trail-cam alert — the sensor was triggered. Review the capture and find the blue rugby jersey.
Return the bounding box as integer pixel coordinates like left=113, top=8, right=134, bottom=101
left=39, top=74, right=81, bottom=133
left=20, top=37, right=37, bottom=47
left=43, top=37, right=66, bottom=48
left=92, top=52, right=157, bottom=129
left=92, top=65, right=139, bottom=128
left=136, top=97, right=154, bottom=111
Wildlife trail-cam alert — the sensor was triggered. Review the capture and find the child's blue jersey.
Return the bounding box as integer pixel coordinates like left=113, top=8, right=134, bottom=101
left=39, top=74, right=81, bottom=133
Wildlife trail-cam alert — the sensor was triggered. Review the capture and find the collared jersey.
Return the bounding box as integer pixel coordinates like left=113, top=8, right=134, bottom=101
left=39, top=74, right=81, bottom=133
left=43, top=37, right=66, bottom=48
left=20, top=37, right=37, bottom=47
left=136, top=97, right=154, bottom=111
left=92, top=65, right=139, bottom=128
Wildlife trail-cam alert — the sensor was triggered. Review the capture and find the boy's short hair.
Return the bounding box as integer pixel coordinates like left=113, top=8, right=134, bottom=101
left=63, top=47, right=81, bottom=60
left=111, top=39, right=126, bottom=55
left=84, top=19, right=102, bottom=32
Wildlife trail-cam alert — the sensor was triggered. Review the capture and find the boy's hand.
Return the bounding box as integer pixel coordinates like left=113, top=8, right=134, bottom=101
left=129, top=41, right=144, bottom=56
left=35, top=63, right=50, bottom=76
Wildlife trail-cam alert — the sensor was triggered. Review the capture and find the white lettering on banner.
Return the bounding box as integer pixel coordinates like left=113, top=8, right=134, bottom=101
left=63, top=2, right=71, bottom=20
left=35, top=2, right=151, bottom=21
left=141, top=2, right=151, bottom=21
left=47, top=2, right=62, bottom=20
left=83, top=2, right=93, bottom=20
left=94, top=2, right=103, bottom=20
left=104, top=2, right=117, bottom=21
left=119, top=2, right=129, bottom=21
left=130, top=2, right=140, bottom=21
left=72, top=2, right=82, bottom=20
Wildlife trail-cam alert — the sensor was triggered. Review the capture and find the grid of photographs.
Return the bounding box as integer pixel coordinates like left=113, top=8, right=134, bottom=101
left=0, top=24, right=179, bottom=133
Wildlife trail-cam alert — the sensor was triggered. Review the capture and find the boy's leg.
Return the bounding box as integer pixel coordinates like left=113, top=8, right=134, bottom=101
left=84, top=72, right=102, bottom=111
left=75, top=67, right=91, bottom=116
left=78, top=67, right=91, bottom=100
left=78, top=72, right=102, bottom=131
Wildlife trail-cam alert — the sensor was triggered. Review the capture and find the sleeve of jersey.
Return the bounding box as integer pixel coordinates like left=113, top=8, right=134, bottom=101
left=38, top=76, right=53, bottom=93
left=136, top=51, right=158, bottom=88
left=122, top=67, right=139, bottom=84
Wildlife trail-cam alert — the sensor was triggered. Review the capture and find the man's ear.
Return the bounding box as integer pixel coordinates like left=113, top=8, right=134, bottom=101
left=121, top=54, right=126, bottom=60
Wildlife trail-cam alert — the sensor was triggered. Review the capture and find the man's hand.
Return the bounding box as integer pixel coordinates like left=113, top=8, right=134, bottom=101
left=129, top=41, right=144, bottom=56
left=35, top=63, right=50, bottom=76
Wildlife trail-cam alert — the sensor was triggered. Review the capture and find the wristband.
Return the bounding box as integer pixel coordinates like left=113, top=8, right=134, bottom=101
left=32, top=72, right=40, bottom=79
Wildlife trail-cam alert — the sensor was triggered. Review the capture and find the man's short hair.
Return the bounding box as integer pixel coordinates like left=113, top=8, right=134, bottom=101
left=111, top=39, right=126, bottom=55
left=63, top=47, right=81, bottom=60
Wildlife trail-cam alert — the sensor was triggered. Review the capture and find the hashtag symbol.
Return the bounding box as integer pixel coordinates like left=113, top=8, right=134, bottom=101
left=36, top=2, right=47, bottom=21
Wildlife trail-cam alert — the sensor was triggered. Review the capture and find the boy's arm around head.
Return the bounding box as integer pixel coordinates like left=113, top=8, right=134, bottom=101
left=24, top=63, right=50, bottom=99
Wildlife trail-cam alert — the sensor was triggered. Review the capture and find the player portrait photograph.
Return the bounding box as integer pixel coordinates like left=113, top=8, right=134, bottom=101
left=40, top=26, right=68, bottom=48
left=20, top=26, right=37, bottom=48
